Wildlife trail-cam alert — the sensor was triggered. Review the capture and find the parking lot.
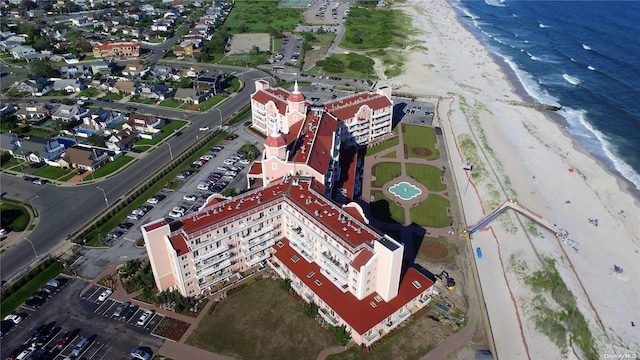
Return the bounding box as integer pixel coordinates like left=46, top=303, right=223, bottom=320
left=1, top=277, right=163, bottom=360
left=393, top=98, right=437, bottom=127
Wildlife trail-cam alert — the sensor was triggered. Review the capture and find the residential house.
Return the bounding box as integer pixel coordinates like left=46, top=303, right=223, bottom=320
left=76, top=109, right=126, bottom=136
left=51, top=104, right=90, bottom=122
left=0, top=133, right=20, bottom=155
left=113, top=80, right=137, bottom=96
left=194, top=75, right=226, bottom=95
left=16, top=79, right=53, bottom=97
left=62, top=146, right=109, bottom=171
left=123, top=114, right=165, bottom=134
left=63, top=54, right=79, bottom=64
left=70, top=17, right=92, bottom=27
left=151, top=21, right=171, bottom=32
left=183, top=66, right=205, bottom=78
left=60, top=65, right=88, bottom=79
left=10, top=45, right=36, bottom=59
left=92, top=42, right=140, bottom=59
left=172, top=44, right=199, bottom=58
left=0, top=102, right=17, bottom=118
left=106, top=128, right=136, bottom=151
left=138, top=84, right=173, bottom=101
left=52, top=79, right=87, bottom=93
left=122, top=64, right=147, bottom=77
left=13, top=137, right=66, bottom=163
left=91, top=59, right=112, bottom=74
left=151, top=65, right=179, bottom=81
left=174, top=88, right=208, bottom=104
left=15, top=103, right=50, bottom=123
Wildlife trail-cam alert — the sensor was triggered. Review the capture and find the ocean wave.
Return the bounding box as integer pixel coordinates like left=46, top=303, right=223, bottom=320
left=461, top=8, right=479, bottom=20
left=562, top=74, right=581, bottom=85
left=562, top=108, right=640, bottom=191
left=496, top=53, right=561, bottom=105
left=485, top=0, right=507, bottom=7
left=588, top=65, right=595, bottom=71
left=539, top=22, right=550, bottom=28
left=582, top=44, right=592, bottom=50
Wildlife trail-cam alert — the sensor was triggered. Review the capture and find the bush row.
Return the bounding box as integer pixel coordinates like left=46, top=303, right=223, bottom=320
left=1, top=257, right=55, bottom=299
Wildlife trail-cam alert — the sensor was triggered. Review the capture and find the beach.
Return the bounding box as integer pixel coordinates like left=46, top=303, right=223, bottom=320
left=382, top=0, right=640, bottom=358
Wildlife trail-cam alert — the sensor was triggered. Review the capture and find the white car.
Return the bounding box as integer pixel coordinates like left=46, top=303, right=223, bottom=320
left=131, top=348, right=151, bottom=360
left=239, top=159, right=251, bottom=165
left=168, top=210, right=182, bottom=219
left=146, top=197, right=159, bottom=204
left=4, top=314, right=24, bottom=324
left=199, top=127, right=210, bottom=131
left=183, top=194, right=197, bottom=202
left=136, top=310, right=154, bottom=326
left=172, top=206, right=186, bottom=214
left=201, top=154, right=215, bottom=161
left=98, top=289, right=113, bottom=302
left=223, top=159, right=236, bottom=166
left=127, top=213, right=142, bottom=221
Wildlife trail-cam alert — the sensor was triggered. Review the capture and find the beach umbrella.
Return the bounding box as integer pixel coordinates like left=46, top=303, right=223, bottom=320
left=569, top=168, right=575, bottom=173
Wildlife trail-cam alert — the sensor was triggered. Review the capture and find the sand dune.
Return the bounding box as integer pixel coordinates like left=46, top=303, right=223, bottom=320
left=382, top=0, right=640, bottom=358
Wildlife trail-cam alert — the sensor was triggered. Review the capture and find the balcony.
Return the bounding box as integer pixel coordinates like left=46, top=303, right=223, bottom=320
left=363, top=330, right=381, bottom=346
left=194, top=243, right=229, bottom=263
left=318, top=308, right=339, bottom=326
left=199, top=271, right=233, bottom=290
left=320, top=268, right=348, bottom=291
left=240, top=225, right=274, bottom=246
left=291, top=281, right=303, bottom=293
left=246, top=252, right=270, bottom=267
left=196, top=259, right=232, bottom=279
left=418, top=295, right=433, bottom=307
left=382, top=310, right=411, bottom=332
left=242, top=239, right=276, bottom=257
left=196, top=252, right=231, bottom=272
left=290, top=240, right=314, bottom=263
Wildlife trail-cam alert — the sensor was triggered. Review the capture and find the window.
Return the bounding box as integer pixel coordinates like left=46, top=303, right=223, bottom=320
left=370, top=301, right=377, bottom=308
left=272, top=162, right=277, bottom=170
left=412, top=280, right=422, bottom=289
left=307, top=271, right=315, bottom=278
left=314, top=279, right=322, bottom=286
left=374, top=295, right=383, bottom=303
left=291, top=255, right=300, bottom=263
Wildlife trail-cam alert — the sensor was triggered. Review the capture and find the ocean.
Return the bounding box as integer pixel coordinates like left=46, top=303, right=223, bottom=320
left=449, top=0, right=640, bottom=192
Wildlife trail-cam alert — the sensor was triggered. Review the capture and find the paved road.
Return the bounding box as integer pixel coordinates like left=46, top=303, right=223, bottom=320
left=0, top=66, right=274, bottom=284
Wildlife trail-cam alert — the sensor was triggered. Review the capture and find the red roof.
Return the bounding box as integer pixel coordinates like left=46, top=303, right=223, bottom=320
left=274, top=238, right=434, bottom=334
left=334, top=148, right=358, bottom=202
left=169, top=233, right=189, bottom=256
left=265, top=133, right=287, bottom=148
left=325, top=93, right=392, bottom=121
left=248, top=161, right=262, bottom=175
left=350, top=249, right=374, bottom=269
left=342, top=203, right=368, bottom=224
left=93, top=42, right=140, bottom=51
left=251, top=88, right=290, bottom=115
left=307, top=113, right=338, bottom=174
left=288, top=91, right=305, bottom=103
left=143, top=219, right=167, bottom=232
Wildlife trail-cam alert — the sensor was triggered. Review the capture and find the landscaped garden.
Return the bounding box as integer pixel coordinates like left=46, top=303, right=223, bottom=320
left=370, top=190, right=405, bottom=224
left=158, top=98, right=186, bottom=109
left=187, top=279, right=336, bottom=360
left=152, top=317, right=191, bottom=342
left=365, top=137, right=399, bottom=156
left=403, top=124, right=439, bottom=160
left=77, top=88, right=99, bottom=98
left=418, top=236, right=457, bottom=263
left=128, top=96, right=155, bottom=105
left=409, top=194, right=451, bottom=228
left=372, top=162, right=401, bottom=187
left=103, top=92, right=123, bottom=101
left=405, top=164, right=446, bottom=192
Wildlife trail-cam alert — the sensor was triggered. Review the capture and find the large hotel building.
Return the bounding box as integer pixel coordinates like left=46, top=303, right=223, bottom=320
left=142, top=81, right=436, bottom=345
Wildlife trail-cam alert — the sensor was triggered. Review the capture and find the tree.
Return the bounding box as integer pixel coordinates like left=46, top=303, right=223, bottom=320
left=331, top=325, right=352, bottom=346
left=303, top=302, right=318, bottom=317
left=0, top=151, right=13, bottom=166
left=280, top=278, right=292, bottom=291
left=87, top=134, right=106, bottom=148
left=249, top=45, right=260, bottom=55
left=29, top=60, right=60, bottom=78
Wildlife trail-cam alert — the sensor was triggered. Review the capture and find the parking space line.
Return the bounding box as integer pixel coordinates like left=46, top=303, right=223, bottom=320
left=96, top=345, right=112, bottom=360
left=94, top=299, right=111, bottom=314
left=100, top=301, right=118, bottom=317
left=86, top=342, right=105, bottom=359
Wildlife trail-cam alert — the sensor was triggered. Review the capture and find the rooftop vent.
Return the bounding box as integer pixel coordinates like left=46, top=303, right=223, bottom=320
left=370, top=301, right=377, bottom=308
left=374, top=295, right=383, bottom=303
left=307, top=271, right=315, bottom=278
left=291, top=255, right=300, bottom=263
left=412, top=280, right=422, bottom=289
left=314, top=279, right=322, bottom=286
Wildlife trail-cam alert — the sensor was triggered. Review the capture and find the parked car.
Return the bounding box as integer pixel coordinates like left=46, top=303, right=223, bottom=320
left=131, top=347, right=151, bottom=360
left=211, top=145, right=224, bottom=151
left=172, top=206, right=186, bottom=214
left=201, top=154, right=215, bottom=161
left=107, top=231, right=123, bottom=239
left=168, top=210, right=183, bottom=218
left=136, top=310, right=154, bottom=326
left=34, top=325, right=60, bottom=346
left=70, top=337, right=89, bottom=357
left=224, top=134, right=238, bottom=141
left=223, top=159, right=236, bottom=166
left=76, top=168, right=87, bottom=175
left=183, top=194, right=197, bottom=202
left=56, top=329, right=79, bottom=349
left=244, top=121, right=252, bottom=126
left=113, top=302, right=130, bottom=318
left=3, top=314, right=24, bottom=325
left=120, top=304, right=138, bottom=321
left=127, top=213, right=142, bottom=221
left=217, top=166, right=229, bottom=172
left=117, top=223, right=134, bottom=230
left=1, top=320, right=15, bottom=336
left=46, top=279, right=61, bottom=288
left=32, top=179, right=47, bottom=185
left=97, top=289, right=113, bottom=302
left=236, top=150, right=245, bottom=156
left=239, top=159, right=251, bottom=165
left=39, top=285, right=56, bottom=294
left=146, top=197, right=159, bottom=204
left=199, top=126, right=210, bottom=131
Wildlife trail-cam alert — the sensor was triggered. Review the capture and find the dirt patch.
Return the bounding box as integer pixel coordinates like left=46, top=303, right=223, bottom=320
left=303, top=45, right=330, bottom=71
left=420, top=240, right=449, bottom=261
left=228, top=33, right=271, bottom=54
left=412, top=147, right=433, bottom=157
left=153, top=317, right=191, bottom=342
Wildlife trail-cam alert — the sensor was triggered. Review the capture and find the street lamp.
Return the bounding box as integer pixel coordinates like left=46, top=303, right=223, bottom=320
left=29, top=195, right=39, bottom=217
left=214, top=108, right=223, bottom=124
left=166, top=142, right=173, bottom=160
left=96, top=186, right=109, bottom=208
left=24, top=238, right=38, bottom=259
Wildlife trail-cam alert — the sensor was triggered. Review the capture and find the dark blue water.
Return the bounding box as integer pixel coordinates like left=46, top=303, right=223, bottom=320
left=449, top=0, right=640, bottom=191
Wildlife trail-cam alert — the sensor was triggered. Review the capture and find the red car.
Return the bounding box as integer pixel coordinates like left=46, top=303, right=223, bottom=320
left=224, top=134, right=238, bottom=141
left=56, top=329, right=79, bottom=349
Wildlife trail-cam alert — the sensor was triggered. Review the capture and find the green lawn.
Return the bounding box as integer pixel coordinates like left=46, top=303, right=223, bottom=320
left=0, top=202, right=30, bottom=232
left=158, top=98, right=185, bottom=109
left=372, top=162, right=401, bottom=187
left=77, top=88, right=99, bottom=98
left=58, top=172, right=77, bottom=182
left=371, top=191, right=405, bottom=224
left=85, top=156, right=135, bottom=180
left=225, top=77, right=243, bottom=93
left=366, top=137, right=399, bottom=156
left=405, top=164, right=446, bottom=192
left=132, top=120, right=187, bottom=146
left=0, top=262, right=63, bottom=318
left=403, top=124, right=440, bottom=160
left=1, top=156, right=22, bottom=170
left=309, top=53, right=377, bottom=80
left=225, top=0, right=303, bottom=33
left=20, top=127, right=55, bottom=138
left=195, top=94, right=225, bottom=112
left=301, top=32, right=337, bottom=46
left=382, top=151, right=396, bottom=159
left=341, top=6, right=413, bottom=50
left=129, top=97, right=155, bottom=105
left=410, top=194, right=451, bottom=227
left=32, top=165, right=72, bottom=180
left=187, top=279, right=336, bottom=360
left=103, top=92, right=123, bottom=101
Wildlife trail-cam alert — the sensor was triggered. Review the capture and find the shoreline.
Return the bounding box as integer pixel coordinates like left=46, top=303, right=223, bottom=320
left=384, top=0, right=640, bottom=358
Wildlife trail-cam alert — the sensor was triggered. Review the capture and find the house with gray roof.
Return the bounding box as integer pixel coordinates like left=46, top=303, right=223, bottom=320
left=51, top=105, right=90, bottom=122
left=52, top=79, right=88, bottom=93
left=12, top=137, right=66, bottom=163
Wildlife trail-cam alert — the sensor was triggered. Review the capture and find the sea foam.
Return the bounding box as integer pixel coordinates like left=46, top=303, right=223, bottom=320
left=562, top=74, right=581, bottom=85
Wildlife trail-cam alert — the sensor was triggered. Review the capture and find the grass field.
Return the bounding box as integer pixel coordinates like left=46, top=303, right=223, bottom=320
left=158, top=98, right=186, bottom=109
left=372, top=162, right=401, bottom=187
left=309, top=53, right=377, bottom=80
left=341, top=6, right=414, bottom=50
left=32, top=165, right=71, bottom=180
left=58, top=172, right=77, bottom=182
left=77, top=88, right=99, bottom=98
left=103, top=92, right=123, bottom=101
left=366, top=137, right=399, bottom=156
left=0, top=202, right=30, bottom=232
left=195, top=94, right=225, bottom=112
left=410, top=194, right=451, bottom=227
left=371, top=191, right=405, bottom=224
left=224, top=0, right=303, bottom=33
left=85, top=156, right=134, bottom=180
left=0, top=261, right=63, bottom=318
left=225, top=77, right=243, bottom=93
left=19, top=127, right=54, bottom=138
left=1, top=156, right=21, bottom=170
left=187, top=279, right=336, bottom=359
left=405, top=164, right=446, bottom=192
left=129, top=97, right=155, bottom=105
left=403, top=124, right=439, bottom=160
left=132, top=120, right=187, bottom=146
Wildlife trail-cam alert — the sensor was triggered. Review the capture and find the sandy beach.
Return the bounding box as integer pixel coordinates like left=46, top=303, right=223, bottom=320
left=379, top=0, right=640, bottom=358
